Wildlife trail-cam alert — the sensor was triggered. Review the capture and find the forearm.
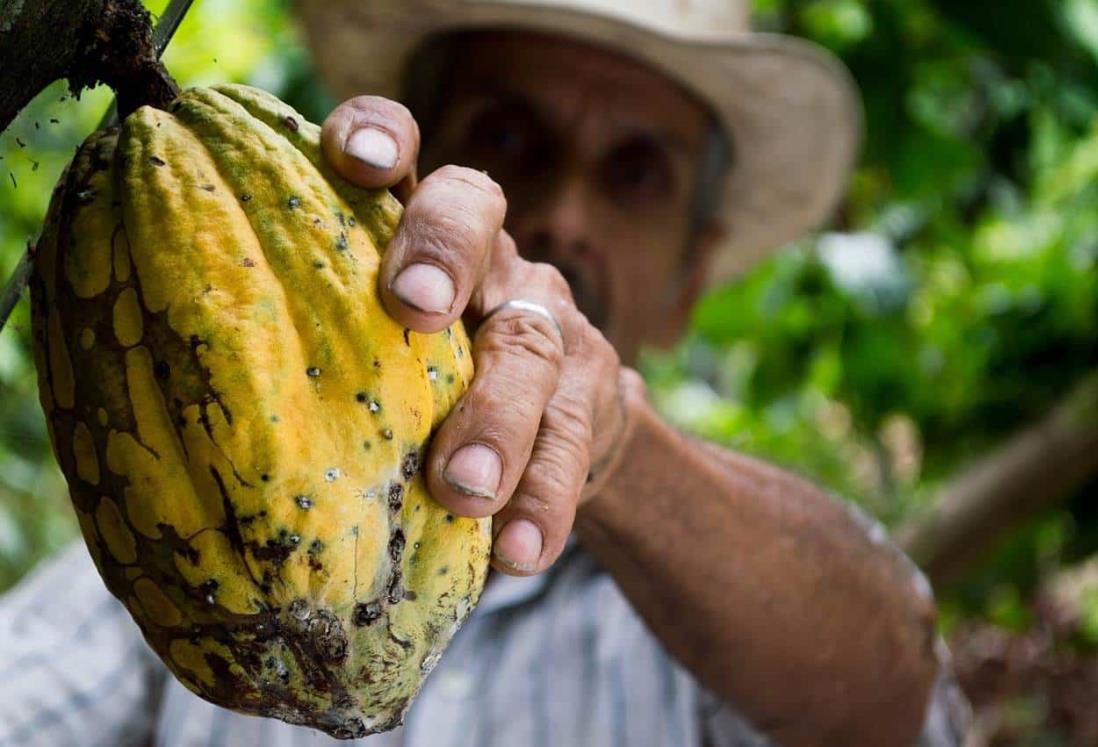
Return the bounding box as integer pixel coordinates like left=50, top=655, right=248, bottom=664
left=575, top=385, right=940, bottom=747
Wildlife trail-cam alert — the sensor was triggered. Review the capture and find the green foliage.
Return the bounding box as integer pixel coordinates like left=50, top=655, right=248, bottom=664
left=646, top=0, right=1098, bottom=618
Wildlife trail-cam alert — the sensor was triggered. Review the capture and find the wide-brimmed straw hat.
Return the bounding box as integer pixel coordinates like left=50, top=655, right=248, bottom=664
left=295, top=0, right=862, bottom=286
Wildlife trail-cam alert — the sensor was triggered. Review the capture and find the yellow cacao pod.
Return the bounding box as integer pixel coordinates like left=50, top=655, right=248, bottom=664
left=30, top=84, right=491, bottom=738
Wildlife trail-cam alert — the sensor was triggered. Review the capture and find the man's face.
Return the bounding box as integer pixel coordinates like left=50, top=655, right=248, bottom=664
left=418, top=32, right=720, bottom=364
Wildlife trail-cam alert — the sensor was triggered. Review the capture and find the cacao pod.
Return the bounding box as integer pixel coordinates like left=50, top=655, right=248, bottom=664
left=30, top=84, right=491, bottom=738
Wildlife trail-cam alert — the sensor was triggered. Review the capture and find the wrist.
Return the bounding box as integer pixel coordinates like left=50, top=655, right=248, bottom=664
left=579, top=366, right=654, bottom=508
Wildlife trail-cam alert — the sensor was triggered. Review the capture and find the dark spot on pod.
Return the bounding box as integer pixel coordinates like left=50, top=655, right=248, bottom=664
left=153, top=360, right=171, bottom=380
left=336, top=232, right=348, bottom=251
left=373, top=358, right=381, bottom=370
left=438, top=565, right=449, bottom=576
left=355, top=392, right=368, bottom=403
left=381, top=428, right=394, bottom=441
left=260, top=473, right=270, bottom=482
left=309, top=610, right=349, bottom=663
left=15, top=137, right=25, bottom=148
left=31, top=161, right=39, bottom=172
left=295, top=494, right=313, bottom=510
left=447, top=374, right=455, bottom=385
left=387, top=571, right=404, bottom=605
left=445, top=514, right=455, bottom=523
left=363, top=440, right=372, bottom=451
left=201, top=184, right=216, bottom=192
left=311, top=615, right=349, bottom=663
left=353, top=601, right=384, bottom=627
left=306, top=367, right=321, bottom=377
left=401, top=451, right=419, bottom=480
left=283, top=115, right=300, bottom=132
left=201, top=579, right=220, bottom=605
left=240, top=193, right=252, bottom=203
left=50, top=118, right=60, bottom=124
left=149, top=155, right=166, bottom=167
left=388, top=483, right=404, bottom=511
left=265, top=655, right=290, bottom=684
left=288, top=196, right=301, bottom=209
left=270, top=415, right=279, bottom=423
left=241, top=257, right=256, bottom=268
left=403, top=328, right=411, bottom=346
left=388, top=529, right=405, bottom=561
left=332, top=719, right=368, bottom=740
left=313, top=261, right=325, bottom=270
left=404, top=589, right=418, bottom=601
left=288, top=597, right=310, bottom=621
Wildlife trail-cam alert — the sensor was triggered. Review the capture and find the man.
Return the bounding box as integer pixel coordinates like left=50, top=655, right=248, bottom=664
left=0, top=1, right=969, bottom=745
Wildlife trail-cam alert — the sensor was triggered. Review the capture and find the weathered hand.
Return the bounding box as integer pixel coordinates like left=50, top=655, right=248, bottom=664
left=322, top=96, right=635, bottom=576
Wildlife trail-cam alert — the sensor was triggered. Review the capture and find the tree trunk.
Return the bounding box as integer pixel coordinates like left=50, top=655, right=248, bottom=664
left=0, top=0, right=176, bottom=134
left=897, top=371, right=1098, bottom=586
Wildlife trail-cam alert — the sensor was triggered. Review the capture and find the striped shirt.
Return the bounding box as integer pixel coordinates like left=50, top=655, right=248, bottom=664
left=0, top=535, right=969, bottom=746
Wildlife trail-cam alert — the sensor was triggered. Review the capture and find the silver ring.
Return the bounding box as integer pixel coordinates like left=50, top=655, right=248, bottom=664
left=484, top=299, right=564, bottom=341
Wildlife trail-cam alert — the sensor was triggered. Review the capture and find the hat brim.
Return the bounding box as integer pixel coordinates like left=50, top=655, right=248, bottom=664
left=297, top=1, right=863, bottom=287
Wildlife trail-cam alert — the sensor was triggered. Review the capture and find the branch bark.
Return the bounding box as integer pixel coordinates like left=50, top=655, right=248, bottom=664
left=897, top=371, right=1098, bottom=586
left=0, top=0, right=177, bottom=134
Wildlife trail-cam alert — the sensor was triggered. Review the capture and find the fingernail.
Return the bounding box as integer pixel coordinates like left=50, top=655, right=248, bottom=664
left=494, top=520, right=543, bottom=573
left=345, top=128, right=399, bottom=170
left=444, top=444, right=502, bottom=499
left=391, top=263, right=455, bottom=314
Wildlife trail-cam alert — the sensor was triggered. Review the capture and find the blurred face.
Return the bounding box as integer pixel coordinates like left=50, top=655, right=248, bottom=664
left=418, top=31, right=723, bottom=364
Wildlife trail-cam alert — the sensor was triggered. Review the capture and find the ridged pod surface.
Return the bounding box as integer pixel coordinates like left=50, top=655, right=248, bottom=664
left=30, top=84, right=491, bottom=738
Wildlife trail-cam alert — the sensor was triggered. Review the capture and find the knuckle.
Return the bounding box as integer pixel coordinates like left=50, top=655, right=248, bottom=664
left=414, top=208, right=482, bottom=263
left=544, top=394, right=594, bottom=452
left=479, top=313, right=564, bottom=370
left=435, top=165, right=506, bottom=204
left=530, top=262, right=572, bottom=299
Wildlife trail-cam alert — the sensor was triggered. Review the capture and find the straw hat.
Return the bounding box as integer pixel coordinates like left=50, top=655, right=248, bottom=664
left=295, top=0, right=862, bottom=286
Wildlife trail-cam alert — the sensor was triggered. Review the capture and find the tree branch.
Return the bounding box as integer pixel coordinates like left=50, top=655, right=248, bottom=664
left=897, top=371, right=1098, bottom=586
left=0, top=0, right=177, bottom=134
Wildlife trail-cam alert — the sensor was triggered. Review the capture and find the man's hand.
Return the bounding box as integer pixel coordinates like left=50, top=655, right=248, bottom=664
left=322, top=96, right=634, bottom=576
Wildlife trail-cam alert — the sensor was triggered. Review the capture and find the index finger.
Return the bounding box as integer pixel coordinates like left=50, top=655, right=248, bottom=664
left=321, top=96, right=420, bottom=190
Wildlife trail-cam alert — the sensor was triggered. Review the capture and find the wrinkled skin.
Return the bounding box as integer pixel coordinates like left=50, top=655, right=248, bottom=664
left=319, top=31, right=945, bottom=747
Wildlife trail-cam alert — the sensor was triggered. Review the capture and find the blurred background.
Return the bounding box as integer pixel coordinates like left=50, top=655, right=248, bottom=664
left=1, top=0, right=1096, bottom=743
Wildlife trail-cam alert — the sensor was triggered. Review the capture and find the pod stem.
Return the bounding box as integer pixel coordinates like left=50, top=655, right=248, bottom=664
left=69, top=0, right=180, bottom=117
